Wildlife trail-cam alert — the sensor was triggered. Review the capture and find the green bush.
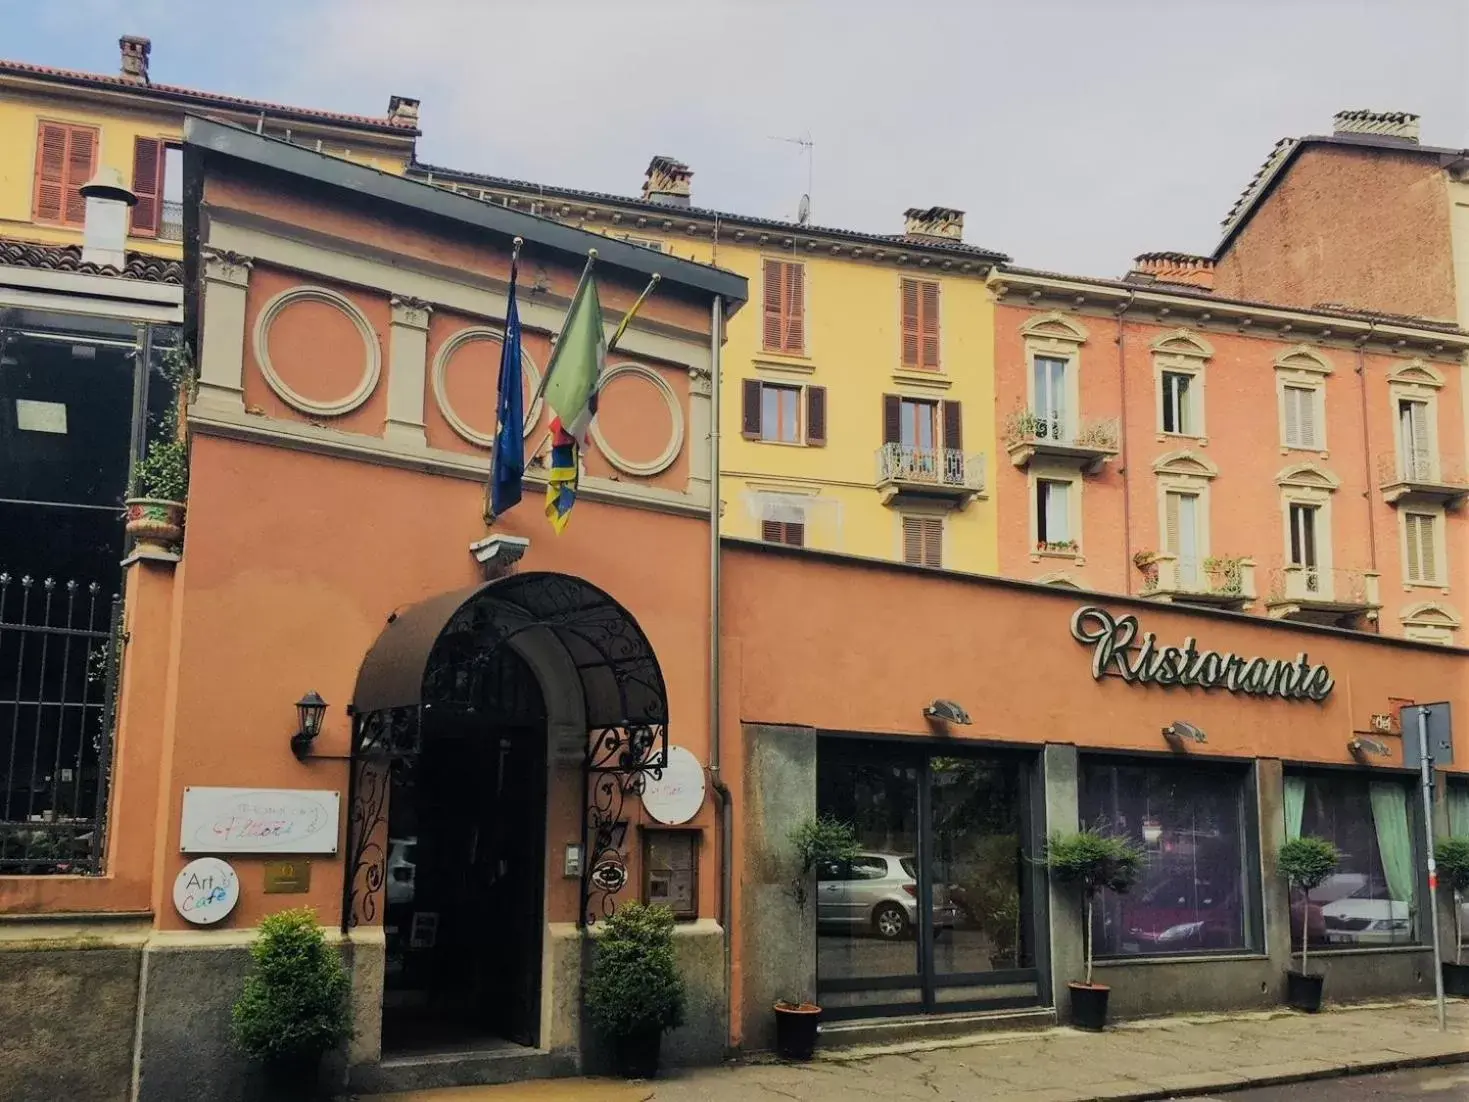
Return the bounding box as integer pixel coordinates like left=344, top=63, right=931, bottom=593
left=788, top=815, right=859, bottom=909
left=129, top=340, right=192, bottom=502
left=1279, top=836, right=1339, bottom=974
left=231, top=908, right=351, bottom=1065
left=1436, top=837, right=1469, bottom=965
left=1045, top=829, right=1144, bottom=985
left=585, top=902, right=686, bottom=1043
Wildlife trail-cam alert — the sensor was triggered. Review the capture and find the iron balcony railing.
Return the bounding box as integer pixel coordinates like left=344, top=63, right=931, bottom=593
left=876, top=444, right=986, bottom=493
left=1267, top=564, right=1381, bottom=608
left=1137, top=552, right=1256, bottom=601
left=158, top=199, right=184, bottom=242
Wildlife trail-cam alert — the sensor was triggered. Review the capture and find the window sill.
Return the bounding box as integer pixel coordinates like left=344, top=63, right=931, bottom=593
left=753, top=356, right=815, bottom=376
left=1279, top=445, right=1329, bottom=459
left=749, top=437, right=809, bottom=448
left=1094, top=950, right=1267, bottom=968
left=1030, top=550, right=1084, bottom=565
left=1157, top=432, right=1208, bottom=446
left=1401, top=581, right=1449, bottom=593
left=1300, top=943, right=1431, bottom=958
left=891, top=369, right=952, bottom=391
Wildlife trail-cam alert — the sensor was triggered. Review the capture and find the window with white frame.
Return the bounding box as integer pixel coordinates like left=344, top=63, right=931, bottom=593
left=1161, top=372, right=1194, bottom=436
left=1032, top=356, right=1070, bottom=441
left=1404, top=511, right=1442, bottom=585
left=1282, top=385, right=1322, bottom=450
left=1164, top=491, right=1202, bottom=588
left=759, top=383, right=801, bottom=443
left=1275, top=346, right=1333, bottom=453
left=1288, top=502, right=1320, bottom=573
left=1151, top=329, right=1211, bottom=440
left=1398, top=398, right=1433, bottom=481
left=1036, top=478, right=1073, bottom=549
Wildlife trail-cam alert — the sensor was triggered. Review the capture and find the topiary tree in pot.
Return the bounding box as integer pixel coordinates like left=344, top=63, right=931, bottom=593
left=1278, top=836, right=1340, bottom=1013
left=585, top=901, right=686, bottom=1079
left=231, top=907, right=351, bottom=1100
left=126, top=340, right=193, bottom=553
left=1045, top=828, right=1144, bottom=1031
left=1435, top=838, right=1469, bottom=997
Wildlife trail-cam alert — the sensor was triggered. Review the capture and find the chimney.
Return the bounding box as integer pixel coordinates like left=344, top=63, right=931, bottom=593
left=903, top=206, right=964, bottom=243
left=1332, top=109, right=1420, bottom=144
left=1126, top=252, right=1215, bottom=290
left=119, top=35, right=151, bottom=84
left=78, top=167, right=137, bottom=269
left=387, top=95, right=421, bottom=128
left=641, top=156, right=692, bottom=207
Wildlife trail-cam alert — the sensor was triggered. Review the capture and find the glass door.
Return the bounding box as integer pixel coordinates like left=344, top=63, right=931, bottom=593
left=816, top=738, right=1042, bottom=1019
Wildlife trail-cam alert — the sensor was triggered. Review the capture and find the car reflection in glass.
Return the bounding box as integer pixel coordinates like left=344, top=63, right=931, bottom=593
left=1117, top=875, right=1241, bottom=952
left=1321, top=883, right=1412, bottom=945
left=816, top=853, right=959, bottom=940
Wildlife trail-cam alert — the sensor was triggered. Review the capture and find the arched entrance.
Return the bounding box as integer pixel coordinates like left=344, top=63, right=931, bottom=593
left=345, top=572, right=670, bottom=1056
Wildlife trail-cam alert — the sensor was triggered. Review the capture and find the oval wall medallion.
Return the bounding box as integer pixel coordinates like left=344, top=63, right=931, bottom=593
left=252, top=285, right=382, bottom=417
left=588, top=363, right=684, bottom=477
left=432, top=327, right=544, bottom=448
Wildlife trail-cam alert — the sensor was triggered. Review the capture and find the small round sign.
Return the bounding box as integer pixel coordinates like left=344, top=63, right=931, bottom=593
left=173, top=857, right=240, bottom=925
left=641, top=745, right=706, bottom=825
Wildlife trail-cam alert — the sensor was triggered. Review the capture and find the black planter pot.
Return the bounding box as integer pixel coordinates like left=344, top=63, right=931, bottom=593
left=1068, top=982, right=1109, bottom=1031
left=1443, top=961, right=1469, bottom=998
left=774, top=1002, right=821, bottom=1061
left=1286, top=970, right=1324, bottom=1013
left=613, top=1029, right=662, bottom=1080
left=259, top=1051, right=325, bottom=1101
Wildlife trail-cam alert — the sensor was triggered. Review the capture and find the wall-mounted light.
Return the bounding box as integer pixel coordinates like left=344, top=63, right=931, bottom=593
left=1349, top=736, right=1391, bottom=762
left=291, top=691, right=328, bottom=760
left=924, top=699, right=972, bottom=725
left=1163, top=721, right=1207, bottom=749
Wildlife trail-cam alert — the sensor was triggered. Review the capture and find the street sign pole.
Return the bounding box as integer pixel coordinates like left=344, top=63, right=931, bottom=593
left=1418, top=706, right=1447, bottom=1032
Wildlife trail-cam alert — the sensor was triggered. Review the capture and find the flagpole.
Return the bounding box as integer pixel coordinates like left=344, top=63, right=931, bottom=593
left=532, top=249, right=598, bottom=403
left=509, top=234, right=523, bottom=267
left=607, top=272, right=662, bottom=355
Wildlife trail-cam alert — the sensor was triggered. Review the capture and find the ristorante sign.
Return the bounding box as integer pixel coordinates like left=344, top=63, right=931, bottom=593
left=1069, top=606, right=1335, bottom=703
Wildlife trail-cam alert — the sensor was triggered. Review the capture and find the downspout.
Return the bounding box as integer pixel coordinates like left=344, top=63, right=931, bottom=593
left=1357, top=322, right=1380, bottom=629
left=707, top=294, right=735, bottom=1053
left=1115, top=291, right=1136, bottom=593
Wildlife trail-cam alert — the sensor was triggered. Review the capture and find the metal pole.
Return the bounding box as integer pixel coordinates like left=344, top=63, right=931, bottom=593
left=1419, top=706, right=1447, bottom=1031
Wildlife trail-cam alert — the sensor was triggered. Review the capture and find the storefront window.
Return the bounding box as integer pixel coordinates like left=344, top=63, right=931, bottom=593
left=1284, top=773, right=1418, bottom=950
left=1080, top=759, right=1252, bottom=957
left=1450, top=781, right=1469, bottom=947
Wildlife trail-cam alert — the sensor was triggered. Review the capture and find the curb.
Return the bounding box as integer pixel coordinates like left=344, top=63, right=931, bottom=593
left=1101, top=1049, right=1469, bottom=1101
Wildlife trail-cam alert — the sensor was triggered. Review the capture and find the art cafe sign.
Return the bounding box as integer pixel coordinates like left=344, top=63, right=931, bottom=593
left=1070, top=606, right=1335, bottom=703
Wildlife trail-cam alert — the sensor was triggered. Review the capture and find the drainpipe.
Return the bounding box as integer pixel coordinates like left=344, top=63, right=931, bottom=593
left=707, top=294, right=735, bottom=1054
left=1357, top=323, right=1379, bottom=571
left=1116, top=291, right=1136, bottom=593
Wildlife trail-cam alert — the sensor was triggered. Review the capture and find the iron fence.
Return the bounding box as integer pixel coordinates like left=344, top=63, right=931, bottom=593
left=0, top=573, right=123, bottom=875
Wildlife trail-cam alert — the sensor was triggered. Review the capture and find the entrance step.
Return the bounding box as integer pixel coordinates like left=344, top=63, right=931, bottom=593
left=347, top=1045, right=579, bottom=1095
left=817, top=1006, right=1057, bottom=1054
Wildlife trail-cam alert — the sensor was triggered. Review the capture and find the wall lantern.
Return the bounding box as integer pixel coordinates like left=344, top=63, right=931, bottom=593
left=291, top=691, right=328, bottom=760
left=924, top=699, right=972, bottom=726
left=1349, top=735, right=1391, bottom=763
left=1162, top=720, right=1206, bottom=750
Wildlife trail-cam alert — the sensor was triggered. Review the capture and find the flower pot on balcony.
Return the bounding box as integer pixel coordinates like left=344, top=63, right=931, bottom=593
left=125, top=498, right=185, bottom=552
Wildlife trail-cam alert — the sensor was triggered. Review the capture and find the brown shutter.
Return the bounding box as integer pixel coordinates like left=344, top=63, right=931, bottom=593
left=130, top=137, right=163, bottom=236
left=63, top=127, right=96, bottom=224
left=33, top=123, right=67, bottom=222
left=761, top=520, right=781, bottom=543
left=762, top=260, right=784, bottom=351
left=741, top=379, right=762, bottom=439
left=920, top=281, right=941, bottom=369
left=922, top=518, right=943, bottom=567
left=786, top=521, right=806, bottom=548
left=883, top=394, right=901, bottom=445
left=900, top=278, right=920, bottom=367
left=942, top=400, right=962, bottom=452
left=784, top=263, right=806, bottom=353
left=806, top=385, right=827, bottom=446
left=902, top=516, right=923, bottom=564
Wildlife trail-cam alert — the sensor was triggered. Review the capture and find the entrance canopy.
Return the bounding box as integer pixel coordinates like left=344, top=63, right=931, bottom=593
left=351, top=571, right=669, bottom=729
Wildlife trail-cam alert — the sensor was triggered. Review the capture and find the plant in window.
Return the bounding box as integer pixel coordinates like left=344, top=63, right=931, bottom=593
left=1204, top=555, right=1245, bottom=596
left=125, top=340, right=194, bottom=553
left=584, top=901, right=686, bottom=1079
left=1075, top=418, right=1120, bottom=451
left=1278, top=835, right=1339, bottom=1012
left=1038, top=539, right=1078, bottom=554
left=1045, top=828, right=1143, bottom=1030
left=1003, top=407, right=1042, bottom=446
left=1435, top=837, right=1469, bottom=995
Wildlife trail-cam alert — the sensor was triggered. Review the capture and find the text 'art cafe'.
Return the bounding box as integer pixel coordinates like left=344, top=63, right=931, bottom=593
left=727, top=544, right=1469, bottom=1047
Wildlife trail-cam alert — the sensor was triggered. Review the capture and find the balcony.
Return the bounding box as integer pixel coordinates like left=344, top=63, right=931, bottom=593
left=1265, top=565, right=1381, bottom=628
left=158, top=199, right=184, bottom=243
left=1004, top=410, right=1119, bottom=474
left=1136, top=551, right=1256, bottom=611
left=1376, top=452, right=1469, bottom=507
left=875, top=444, right=985, bottom=508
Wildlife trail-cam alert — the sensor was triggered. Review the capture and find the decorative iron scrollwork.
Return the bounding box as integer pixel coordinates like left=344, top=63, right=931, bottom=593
left=345, top=755, right=390, bottom=930
left=581, top=724, right=667, bottom=926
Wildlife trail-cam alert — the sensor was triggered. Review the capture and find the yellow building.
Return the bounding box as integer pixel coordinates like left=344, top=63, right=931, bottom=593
left=0, top=34, right=419, bottom=260
left=411, top=156, right=1009, bottom=573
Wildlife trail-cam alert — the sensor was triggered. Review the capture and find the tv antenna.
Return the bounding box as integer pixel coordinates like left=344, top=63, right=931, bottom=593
left=769, top=131, right=814, bottom=223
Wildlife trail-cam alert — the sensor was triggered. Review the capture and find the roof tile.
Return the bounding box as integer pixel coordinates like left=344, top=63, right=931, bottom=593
left=0, top=238, right=183, bottom=285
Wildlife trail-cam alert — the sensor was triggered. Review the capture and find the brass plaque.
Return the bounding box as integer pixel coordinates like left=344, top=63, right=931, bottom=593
left=263, top=860, right=311, bottom=894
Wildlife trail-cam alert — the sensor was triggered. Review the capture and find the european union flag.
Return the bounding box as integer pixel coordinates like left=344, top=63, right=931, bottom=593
left=489, top=252, right=524, bottom=519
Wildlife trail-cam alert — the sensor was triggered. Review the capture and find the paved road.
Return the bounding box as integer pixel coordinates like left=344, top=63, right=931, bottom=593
left=1186, top=1064, right=1469, bottom=1100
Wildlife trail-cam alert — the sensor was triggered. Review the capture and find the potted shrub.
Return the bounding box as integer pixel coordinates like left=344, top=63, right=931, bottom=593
left=1435, top=837, right=1469, bottom=997
left=774, top=815, right=859, bottom=1060
left=126, top=341, right=191, bottom=552
left=1045, top=828, right=1143, bottom=1031
left=231, top=907, right=351, bottom=1099
left=1278, top=835, right=1340, bottom=1013
left=585, top=901, right=686, bottom=1079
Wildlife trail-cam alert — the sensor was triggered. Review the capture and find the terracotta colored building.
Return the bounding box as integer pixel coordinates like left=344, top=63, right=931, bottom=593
left=989, top=265, right=1469, bottom=644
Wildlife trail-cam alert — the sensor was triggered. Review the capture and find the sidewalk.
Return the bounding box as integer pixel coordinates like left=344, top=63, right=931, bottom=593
left=356, top=1000, right=1469, bottom=1102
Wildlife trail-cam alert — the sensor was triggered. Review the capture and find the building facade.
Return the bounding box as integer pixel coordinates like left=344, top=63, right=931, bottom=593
left=990, top=266, right=1469, bottom=643
left=410, top=158, right=1008, bottom=574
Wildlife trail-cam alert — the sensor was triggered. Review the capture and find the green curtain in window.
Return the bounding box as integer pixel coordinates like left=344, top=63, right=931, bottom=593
left=1284, top=776, right=1306, bottom=841
left=1449, top=785, right=1469, bottom=838
left=1369, top=781, right=1415, bottom=911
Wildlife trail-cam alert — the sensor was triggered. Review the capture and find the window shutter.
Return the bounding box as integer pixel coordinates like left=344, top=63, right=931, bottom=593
left=1411, top=401, right=1432, bottom=475
left=806, top=385, right=827, bottom=446
left=63, top=127, right=96, bottom=224
left=902, top=517, right=923, bottom=564
left=1283, top=387, right=1301, bottom=447
left=130, top=137, right=162, bottom=236
left=900, top=278, right=920, bottom=367
left=33, top=123, right=67, bottom=222
left=1165, top=492, right=1181, bottom=554
left=882, top=394, right=901, bottom=445
left=1298, top=388, right=1318, bottom=449
left=1406, top=515, right=1424, bottom=581
left=1421, top=516, right=1437, bottom=582
left=786, top=521, right=805, bottom=548
left=762, top=260, right=784, bottom=352
left=761, top=520, right=781, bottom=543
left=741, top=379, right=762, bottom=439
left=784, top=263, right=806, bottom=353
left=941, top=400, right=962, bottom=452
left=920, top=281, right=940, bottom=369
left=922, top=517, right=942, bottom=567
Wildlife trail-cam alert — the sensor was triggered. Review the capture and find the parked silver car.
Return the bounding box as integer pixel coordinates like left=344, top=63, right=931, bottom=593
left=816, top=852, right=959, bottom=940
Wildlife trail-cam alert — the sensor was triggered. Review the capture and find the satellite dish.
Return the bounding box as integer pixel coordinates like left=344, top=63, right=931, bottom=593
left=796, top=194, right=810, bottom=225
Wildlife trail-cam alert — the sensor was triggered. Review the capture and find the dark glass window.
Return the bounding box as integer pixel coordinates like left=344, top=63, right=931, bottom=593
left=1286, top=773, right=1417, bottom=950
left=1081, top=759, right=1251, bottom=956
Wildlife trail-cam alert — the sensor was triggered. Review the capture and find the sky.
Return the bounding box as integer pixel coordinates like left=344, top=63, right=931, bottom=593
left=4, top=0, right=1467, bottom=276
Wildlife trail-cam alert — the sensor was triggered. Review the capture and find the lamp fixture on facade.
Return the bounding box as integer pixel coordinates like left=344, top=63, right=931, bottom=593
left=470, top=534, right=530, bottom=580
left=291, top=691, right=328, bottom=760
left=1349, top=735, right=1391, bottom=762
left=924, top=699, right=972, bottom=725
left=1162, top=720, right=1207, bottom=749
